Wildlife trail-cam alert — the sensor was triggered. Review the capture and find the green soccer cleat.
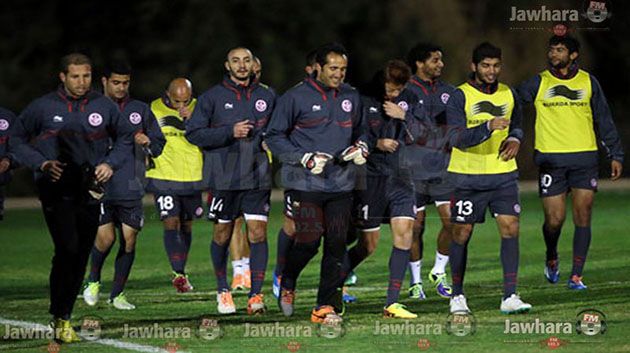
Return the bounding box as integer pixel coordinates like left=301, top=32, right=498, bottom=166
left=82, top=281, right=100, bottom=306
left=108, top=292, right=136, bottom=310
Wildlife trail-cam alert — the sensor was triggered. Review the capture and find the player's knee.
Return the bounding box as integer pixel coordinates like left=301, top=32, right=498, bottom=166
left=163, top=217, right=180, bottom=231
left=213, top=223, right=232, bottom=245
left=283, top=217, right=296, bottom=236
left=452, top=224, right=472, bottom=244
left=248, top=226, right=267, bottom=243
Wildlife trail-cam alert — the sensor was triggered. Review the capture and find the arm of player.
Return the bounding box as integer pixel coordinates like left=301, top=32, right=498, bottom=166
left=103, top=106, right=133, bottom=172
left=515, top=75, right=541, bottom=106
left=498, top=89, right=524, bottom=161
left=265, top=93, right=305, bottom=165
left=142, top=109, right=166, bottom=157
left=184, top=95, right=235, bottom=149
left=445, top=89, right=506, bottom=149
left=590, top=75, right=624, bottom=180
left=10, top=101, right=49, bottom=171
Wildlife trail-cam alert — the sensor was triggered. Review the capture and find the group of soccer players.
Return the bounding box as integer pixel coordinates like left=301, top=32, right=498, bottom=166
left=0, top=32, right=624, bottom=342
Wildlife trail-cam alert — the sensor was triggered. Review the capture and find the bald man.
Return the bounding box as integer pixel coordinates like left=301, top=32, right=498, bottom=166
left=146, top=78, right=204, bottom=293
left=186, top=47, right=276, bottom=315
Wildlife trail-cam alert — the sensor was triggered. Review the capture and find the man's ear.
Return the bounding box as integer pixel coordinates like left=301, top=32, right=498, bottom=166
left=470, top=63, right=477, bottom=73
left=59, top=72, right=66, bottom=83
left=570, top=51, right=579, bottom=61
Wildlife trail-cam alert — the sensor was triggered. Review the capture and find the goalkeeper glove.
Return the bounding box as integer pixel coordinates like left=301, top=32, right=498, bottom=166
left=340, top=141, right=369, bottom=165
left=301, top=152, right=333, bottom=174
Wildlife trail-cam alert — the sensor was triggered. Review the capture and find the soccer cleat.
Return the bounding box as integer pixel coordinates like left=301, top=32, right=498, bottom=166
left=428, top=271, right=453, bottom=298
left=344, top=271, right=358, bottom=286
left=500, top=294, right=532, bottom=314
left=544, top=259, right=560, bottom=284
left=450, top=294, right=471, bottom=314
left=216, top=290, right=236, bottom=314
left=247, top=293, right=266, bottom=315
left=409, top=283, right=426, bottom=300
left=172, top=272, right=193, bottom=293
left=272, top=272, right=282, bottom=299
left=231, top=273, right=247, bottom=291
left=108, top=293, right=136, bottom=310
left=383, top=303, right=418, bottom=319
left=244, top=269, right=252, bottom=290
left=278, top=289, right=295, bottom=317
left=51, top=318, right=81, bottom=344
left=567, top=275, right=588, bottom=290
left=311, top=305, right=343, bottom=325
left=83, top=281, right=100, bottom=306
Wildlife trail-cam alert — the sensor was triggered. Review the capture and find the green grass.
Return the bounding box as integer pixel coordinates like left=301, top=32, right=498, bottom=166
left=1, top=191, right=630, bottom=352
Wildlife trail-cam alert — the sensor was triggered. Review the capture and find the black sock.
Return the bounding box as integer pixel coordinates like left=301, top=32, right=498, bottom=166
left=88, top=246, right=110, bottom=282
left=210, top=240, right=230, bottom=291
left=543, top=224, right=561, bottom=261
left=249, top=241, right=268, bottom=296
left=450, top=241, right=468, bottom=296
left=274, top=229, right=294, bottom=276
left=501, top=237, right=519, bottom=299
left=571, top=226, right=591, bottom=277
left=111, top=248, right=135, bottom=298
left=386, top=247, right=410, bottom=306
left=282, top=239, right=320, bottom=291
left=163, top=229, right=187, bottom=273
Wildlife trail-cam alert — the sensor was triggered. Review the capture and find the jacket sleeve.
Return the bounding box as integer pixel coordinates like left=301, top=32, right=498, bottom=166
left=445, top=89, right=493, bottom=149
left=516, top=74, right=541, bottom=105
left=144, top=108, right=166, bottom=157
left=351, top=95, right=368, bottom=146
left=11, top=101, right=48, bottom=171
left=185, top=94, right=235, bottom=149
left=103, top=105, right=133, bottom=170
left=508, top=88, right=524, bottom=141
left=265, top=92, right=305, bottom=165
left=590, top=75, right=624, bottom=162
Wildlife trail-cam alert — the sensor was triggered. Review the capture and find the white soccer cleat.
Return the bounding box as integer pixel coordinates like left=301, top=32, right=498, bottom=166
left=217, top=290, right=236, bottom=314
left=449, top=294, right=471, bottom=314
left=500, top=294, right=532, bottom=314
left=83, top=282, right=100, bottom=306
left=108, top=293, right=136, bottom=310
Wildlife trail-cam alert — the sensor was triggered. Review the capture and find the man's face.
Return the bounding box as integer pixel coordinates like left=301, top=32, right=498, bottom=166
left=102, top=73, right=130, bottom=100
left=252, top=59, right=262, bottom=80
left=384, top=82, right=404, bottom=101
left=548, top=44, right=577, bottom=69
left=60, top=64, right=91, bottom=97
left=316, top=53, right=347, bottom=89
left=472, top=58, right=501, bottom=84
left=225, top=48, right=254, bottom=82
left=418, top=51, right=444, bottom=80
left=167, top=88, right=192, bottom=110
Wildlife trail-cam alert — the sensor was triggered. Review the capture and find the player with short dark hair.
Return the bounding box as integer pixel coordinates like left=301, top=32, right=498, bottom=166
left=146, top=78, right=204, bottom=294
left=446, top=42, right=532, bottom=314
left=267, top=42, right=366, bottom=324
left=12, top=52, right=131, bottom=343
left=345, top=59, right=422, bottom=318
left=186, top=46, right=276, bottom=315
left=405, top=42, right=456, bottom=300
left=518, top=35, right=624, bottom=289
left=82, top=60, right=165, bottom=310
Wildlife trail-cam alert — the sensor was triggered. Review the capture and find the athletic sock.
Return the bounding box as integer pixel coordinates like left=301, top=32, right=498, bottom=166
left=571, top=226, right=592, bottom=277
left=210, top=240, right=230, bottom=291
left=543, top=224, right=561, bottom=262
left=432, top=251, right=449, bottom=274
left=449, top=241, right=467, bottom=296
left=500, top=237, right=519, bottom=299
left=274, top=228, right=294, bottom=276
left=249, top=241, right=268, bottom=296
left=163, top=229, right=187, bottom=274
left=111, top=249, right=135, bottom=298
left=386, top=247, right=410, bottom=306
left=242, top=257, right=250, bottom=273
left=408, top=260, right=421, bottom=286
left=181, top=230, right=192, bottom=259
left=88, top=246, right=110, bottom=283
left=232, top=260, right=243, bottom=276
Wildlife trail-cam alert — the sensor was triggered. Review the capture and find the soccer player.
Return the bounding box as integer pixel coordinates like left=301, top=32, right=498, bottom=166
left=518, top=35, right=624, bottom=289
left=12, top=53, right=130, bottom=342
left=186, top=46, right=276, bottom=315
left=405, top=43, right=456, bottom=299
left=271, top=49, right=318, bottom=299
left=446, top=43, right=532, bottom=314
left=82, top=60, right=165, bottom=310
left=266, top=42, right=366, bottom=324
left=345, top=59, right=421, bottom=318
left=0, top=106, right=17, bottom=221
left=146, top=78, right=203, bottom=293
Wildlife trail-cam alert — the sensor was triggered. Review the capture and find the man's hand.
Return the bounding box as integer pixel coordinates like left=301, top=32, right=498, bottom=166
left=611, top=160, right=623, bottom=181
left=40, top=160, right=65, bottom=181
left=498, top=138, right=520, bottom=161
left=376, top=138, right=399, bottom=153
left=301, top=152, right=333, bottom=174
left=178, top=106, right=192, bottom=120
left=134, top=132, right=150, bottom=146
left=94, top=163, right=113, bottom=183
left=488, top=117, right=510, bottom=131
left=233, top=120, right=254, bottom=138
left=0, top=157, right=10, bottom=174
left=383, top=101, right=406, bottom=120
left=340, top=141, right=369, bottom=165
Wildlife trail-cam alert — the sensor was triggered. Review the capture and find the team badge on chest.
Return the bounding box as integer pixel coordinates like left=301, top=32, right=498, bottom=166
left=88, top=113, right=103, bottom=127
left=129, top=112, right=142, bottom=125
left=255, top=99, right=267, bottom=112
left=341, top=99, right=353, bottom=112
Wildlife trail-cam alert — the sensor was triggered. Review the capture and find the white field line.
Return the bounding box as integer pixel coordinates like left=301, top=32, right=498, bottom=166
left=0, top=317, right=190, bottom=353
